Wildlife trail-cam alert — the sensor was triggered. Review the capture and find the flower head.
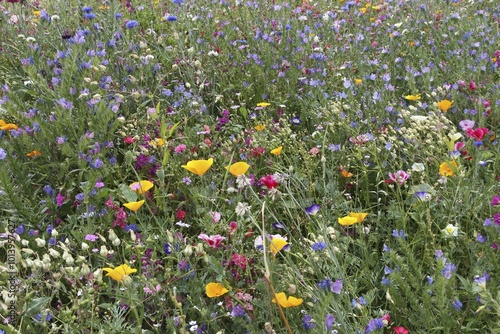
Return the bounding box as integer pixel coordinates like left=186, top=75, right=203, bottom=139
left=225, top=161, right=250, bottom=176
left=269, top=235, right=288, bottom=255
left=123, top=200, right=145, bottom=211
left=306, top=204, right=320, bottom=215
left=129, top=180, right=154, bottom=194
left=272, top=292, right=303, bottom=308
left=181, top=158, right=213, bottom=176
left=437, top=99, right=453, bottom=112
left=349, top=212, right=368, bottom=223
left=404, top=94, right=421, bottom=101
left=198, top=234, right=226, bottom=249
left=205, top=282, right=229, bottom=298
left=0, top=120, right=18, bottom=131
left=270, top=146, right=283, bottom=155
left=26, top=150, right=42, bottom=157
left=439, top=161, right=457, bottom=177
left=103, top=264, right=137, bottom=284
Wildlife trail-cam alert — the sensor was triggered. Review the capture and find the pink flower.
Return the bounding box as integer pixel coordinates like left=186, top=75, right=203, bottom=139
left=388, top=170, right=410, bottom=185
left=174, top=144, right=186, bottom=154
left=394, top=326, right=409, bottom=334
left=491, top=196, right=500, bottom=206
left=466, top=127, right=489, bottom=141
left=454, top=142, right=465, bottom=151
left=458, top=119, right=475, bottom=131
left=56, top=193, right=66, bottom=207
left=469, top=80, right=477, bottom=91
left=309, top=147, right=320, bottom=156
left=210, top=211, right=221, bottom=223
left=198, top=234, right=226, bottom=249
left=260, top=175, right=278, bottom=189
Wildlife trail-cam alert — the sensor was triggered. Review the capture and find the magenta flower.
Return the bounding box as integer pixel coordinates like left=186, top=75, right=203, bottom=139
left=490, top=196, right=500, bottom=206
left=198, top=234, right=226, bottom=249
left=56, top=193, right=65, bottom=206
left=388, top=170, right=410, bottom=185
left=260, top=175, right=278, bottom=189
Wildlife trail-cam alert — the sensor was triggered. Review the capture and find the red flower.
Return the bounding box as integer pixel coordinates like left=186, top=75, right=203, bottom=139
left=394, top=326, right=409, bottom=334
left=469, top=80, right=477, bottom=91
left=123, top=136, right=135, bottom=144
left=260, top=175, right=278, bottom=189
left=176, top=209, right=186, bottom=220
left=466, top=127, right=489, bottom=141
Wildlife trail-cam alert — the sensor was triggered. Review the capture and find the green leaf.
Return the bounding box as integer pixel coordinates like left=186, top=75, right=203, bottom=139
left=22, top=297, right=51, bottom=316
left=119, top=183, right=138, bottom=203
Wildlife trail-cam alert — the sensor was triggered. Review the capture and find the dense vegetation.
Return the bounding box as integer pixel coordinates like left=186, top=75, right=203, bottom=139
left=0, top=0, right=499, bottom=333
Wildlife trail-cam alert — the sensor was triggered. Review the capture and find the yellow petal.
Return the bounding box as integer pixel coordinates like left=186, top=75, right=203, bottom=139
left=123, top=200, right=145, bottom=211
left=205, top=282, right=229, bottom=298
left=348, top=212, right=368, bottom=223
left=338, top=216, right=359, bottom=226
left=272, top=292, right=303, bottom=308
left=437, top=100, right=453, bottom=112
left=181, top=158, right=213, bottom=176
left=129, top=180, right=154, bottom=194
left=270, top=237, right=288, bottom=255
left=257, top=102, right=271, bottom=107
left=404, top=94, right=421, bottom=101
left=270, top=146, right=283, bottom=155
left=225, top=161, right=250, bottom=176
left=254, top=125, right=266, bottom=131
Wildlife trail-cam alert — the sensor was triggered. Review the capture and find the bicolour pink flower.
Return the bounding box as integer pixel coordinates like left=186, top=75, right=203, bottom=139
left=198, top=234, right=226, bottom=249
left=388, top=170, right=410, bottom=185
left=260, top=175, right=278, bottom=189
left=466, top=127, right=488, bottom=141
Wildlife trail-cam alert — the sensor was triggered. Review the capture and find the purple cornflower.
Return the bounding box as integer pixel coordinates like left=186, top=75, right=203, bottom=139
left=476, top=234, right=487, bottom=243
left=365, top=318, right=384, bottom=333
left=57, top=98, right=73, bottom=110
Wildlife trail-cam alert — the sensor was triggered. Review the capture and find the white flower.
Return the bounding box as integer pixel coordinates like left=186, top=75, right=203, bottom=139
left=35, top=238, right=46, bottom=247
left=236, top=174, right=251, bottom=189
left=235, top=202, right=251, bottom=216
left=442, top=224, right=459, bottom=237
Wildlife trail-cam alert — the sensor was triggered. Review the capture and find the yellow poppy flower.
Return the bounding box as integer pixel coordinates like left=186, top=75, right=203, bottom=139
left=437, top=99, right=453, bottom=112
left=129, top=180, right=154, bottom=195
left=439, top=161, right=457, bottom=177
left=103, top=264, right=137, bottom=284
left=272, top=292, right=303, bottom=308
left=338, top=216, right=359, bottom=226
left=256, top=102, right=271, bottom=107
left=181, top=158, right=213, bottom=176
left=269, top=237, right=288, bottom=255
left=225, top=161, right=250, bottom=176
left=404, top=94, right=421, bottom=101
left=348, top=212, right=368, bottom=223
left=354, top=79, right=363, bottom=85
left=123, top=200, right=145, bottom=211
left=0, top=120, right=18, bottom=131
left=26, top=150, right=41, bottom=157
left=205, top=282, right=229, bottom=298
left=341, top=169, right=353, bottom=178
left=270, top=146, right=283, bottom=155
left=254, top=125, right=266, bottom=131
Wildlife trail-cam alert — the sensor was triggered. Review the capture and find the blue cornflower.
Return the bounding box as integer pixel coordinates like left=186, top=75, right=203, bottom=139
left=126, top=20, right=138, bottom=29
left=311, top=241, right=326, bottom=251
left=392, top=229, right=407, bottom=239
left=452, top=299, right=462, bottom=310
left=15, top=224, right=25, bottom=235
left=0, top=147, right=6, bottom=160
left=331, top=279, right=342, bottom=294
left=84, top=13, right=96, bottom=19
left=164, top=243, right=172, bottom=254
left=166, top=15, right=177, bottom=22
left=82, top=6, right=93, bottom=13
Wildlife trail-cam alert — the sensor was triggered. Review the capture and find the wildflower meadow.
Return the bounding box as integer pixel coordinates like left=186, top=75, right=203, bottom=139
left=1, top=0, right=500, bottom=333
